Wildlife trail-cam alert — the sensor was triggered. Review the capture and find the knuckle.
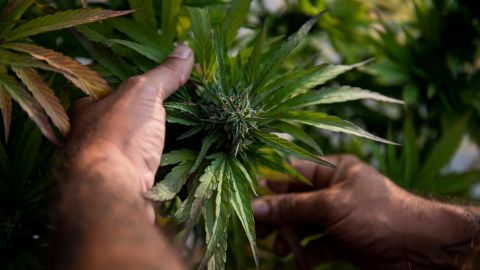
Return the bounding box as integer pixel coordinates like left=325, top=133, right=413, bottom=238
left=126, top=75, right=147, bottom=88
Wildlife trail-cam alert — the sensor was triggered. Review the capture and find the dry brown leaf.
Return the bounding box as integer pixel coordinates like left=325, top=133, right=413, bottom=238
left=13, top=67, right=70, bottom=135
left=6, top=43, right=111, bottom=99
left=0, top=73, right=58, bottom=145
left=0, top=85, right=12, bottom=141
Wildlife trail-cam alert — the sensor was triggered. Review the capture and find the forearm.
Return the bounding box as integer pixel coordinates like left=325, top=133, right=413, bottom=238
left=54, top=144, right=185, bottom=270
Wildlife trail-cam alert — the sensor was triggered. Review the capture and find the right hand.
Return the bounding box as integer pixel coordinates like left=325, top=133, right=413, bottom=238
left=253, top=155, right=474, bottom=269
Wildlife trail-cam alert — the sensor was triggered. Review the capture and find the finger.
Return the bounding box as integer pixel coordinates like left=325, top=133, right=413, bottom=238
left=253, top=191, right=331, bottom=225
left=141, top=44, right=194, bottom=100
left=271, top=155, right=366, bottom=191
left=273, top=234, right=291, bottom=257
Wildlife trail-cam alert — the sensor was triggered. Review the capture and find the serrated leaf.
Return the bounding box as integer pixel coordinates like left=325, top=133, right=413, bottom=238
left=255, top=11, right=326, bottom=89
left=227, top=160, right=258, bottom=269
left=0, top=0, right=34, bottom=34
left=188, top=7, right=214, bottom=78
left=0, top=73, right=57, bottom=144
left=107, top=17, right=165, bottom=52
left=72, top=30, right=132, bottom=80
left=108, top=39, right=166, bottom=62
left=0, top=85, right=11, bottom=141
left=269, top=85, right=403, bottom=114
left=146, top=160, right=194, bottom=201
left=13, top=67, right=70, bottom=135
left=128, top=0, right=156, bottom=29
left=247, top=21, right=266, bottom=82
left=178, top=124, right=204, bottom=140
left=223, top=0, right=251, bottom=46
left=190, top=132, right=221, bottom=173
left=161, top=149, right=197, bottom=166
left=281, top=111, right=397, bottom=145
left=164, top=101, right=200, bottom=117
left=254, top=131, right=333, bottom=167
left=5, top=8, right=132, bottom=41
left=270, top=121, right=322, bottom=154
left=229, top=157, right=257, bottom=195
left=175, top=155, right=226, bottom=237
left=0, top=48, right=66, bottom=73
left=5, top=43, right=111, bottom=98
left=263, top=60, right=372, bottom=109
left=201, top=169, right=230, bottom=270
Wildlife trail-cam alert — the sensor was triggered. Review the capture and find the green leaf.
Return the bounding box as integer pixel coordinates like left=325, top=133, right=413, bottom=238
left=247, top=21, right=266, bottom=82
left=146, top=160, right=194, bottom=201
left=128, top=0, right=157, bottom=29
left=5, top=9, right=132, bottom=42
left=161, top=0, right=182, bottom=45
left=164, top=101, right=200, bottom=118
left=417, top=115, right=469, bottom=185
left=253, top=150, right=311, bottom=185
left=229, top=157, right=258, bottom=195
left=401, top=115, right=418, bottom=186
left=223, top=0, right=251, bottom=46
left=270, top=121, right=322, bottom=154
left=201, top=166, right=230, bottom=270
left=0, top=73, right=57, bottom=144
left=263, top=60, right=373, bottom=109
left=227, top=160, right=258, bottom=269
left=178, top=125, right=204, bottom=140
left=254, top=131, right=333, bottom=167
left=280, top=111, right=397, bottom=145
left=190, top=132, right=221, bottom=173
left=0, top=0, right=34, bottom=34
left=255, top=11, right=326, bottom=88
left=188, top=7, right=214, bottom=78
left=161, top=149, right=197, bottom=166
left=269, top=85, right=403, bottom=114
left=108, top=39, right=166, bottom=62
left=176, top=155, right=226, bottom=237
left=72, top=30, right=133, bottom=80
left=107, top=17, right=166, bottom=52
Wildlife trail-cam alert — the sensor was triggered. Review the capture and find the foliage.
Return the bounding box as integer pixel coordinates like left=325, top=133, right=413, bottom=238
left=142, top=2, right=402, bottom=269
left=0, top=1, right=130, bottom=143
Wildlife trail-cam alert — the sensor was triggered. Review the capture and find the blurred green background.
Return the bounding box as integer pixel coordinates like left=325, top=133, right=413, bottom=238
left=1, top=0, right=479, bottom=269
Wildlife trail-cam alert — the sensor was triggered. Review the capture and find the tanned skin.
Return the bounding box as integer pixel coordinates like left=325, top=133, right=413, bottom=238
left=54, top=45, right=193, bottom=270
left=254, top=156, right=480, bottom=269
left=54, top=44, right=478, bottom=270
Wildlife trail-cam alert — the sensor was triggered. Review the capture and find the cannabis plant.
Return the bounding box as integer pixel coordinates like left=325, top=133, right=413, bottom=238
left=146, top=2, right=403, bottom=269
left=0, top=1, right=129, bottom=142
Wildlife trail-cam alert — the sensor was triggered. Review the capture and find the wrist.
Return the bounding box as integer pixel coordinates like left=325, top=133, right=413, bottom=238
left=404, top=200, right=477, bottom=267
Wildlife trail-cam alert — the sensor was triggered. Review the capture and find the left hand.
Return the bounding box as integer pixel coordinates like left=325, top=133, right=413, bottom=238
left=65, top=45, right=194, bottom=219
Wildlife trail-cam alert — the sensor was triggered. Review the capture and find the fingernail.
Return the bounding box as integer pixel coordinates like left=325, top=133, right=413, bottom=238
left=169, top=44, right=191, bottom=60
left=253, top=200, right=270, bottom=217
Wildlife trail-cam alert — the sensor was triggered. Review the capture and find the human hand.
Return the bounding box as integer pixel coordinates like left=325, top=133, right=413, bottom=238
left=64, top=45, right=194, bottom=219
left=253, top=155, right=475, bottom=269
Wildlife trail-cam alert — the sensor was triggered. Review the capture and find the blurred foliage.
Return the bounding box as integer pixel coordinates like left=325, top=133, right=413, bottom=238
left=1, top=0, right=480, bottom=269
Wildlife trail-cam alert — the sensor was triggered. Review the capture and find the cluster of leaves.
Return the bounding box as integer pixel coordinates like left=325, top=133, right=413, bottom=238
left=145, top=2, right=403, bottom=269
left=0, top=0, right=130, bottom=143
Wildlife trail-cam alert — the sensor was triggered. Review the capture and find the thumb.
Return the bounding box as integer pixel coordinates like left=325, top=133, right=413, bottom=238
left=253, top=191, right=330, bottom=225
left=140, top=44, right=194, bottom=100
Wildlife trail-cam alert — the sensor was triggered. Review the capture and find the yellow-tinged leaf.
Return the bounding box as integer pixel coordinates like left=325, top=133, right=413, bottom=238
left=6, top=43, right=111, bottom=98
left=0, top=73, right=58, bottom=144
left=0, top=85, right=12, bottom=141
left=13, top=67, right=70, bottom=135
